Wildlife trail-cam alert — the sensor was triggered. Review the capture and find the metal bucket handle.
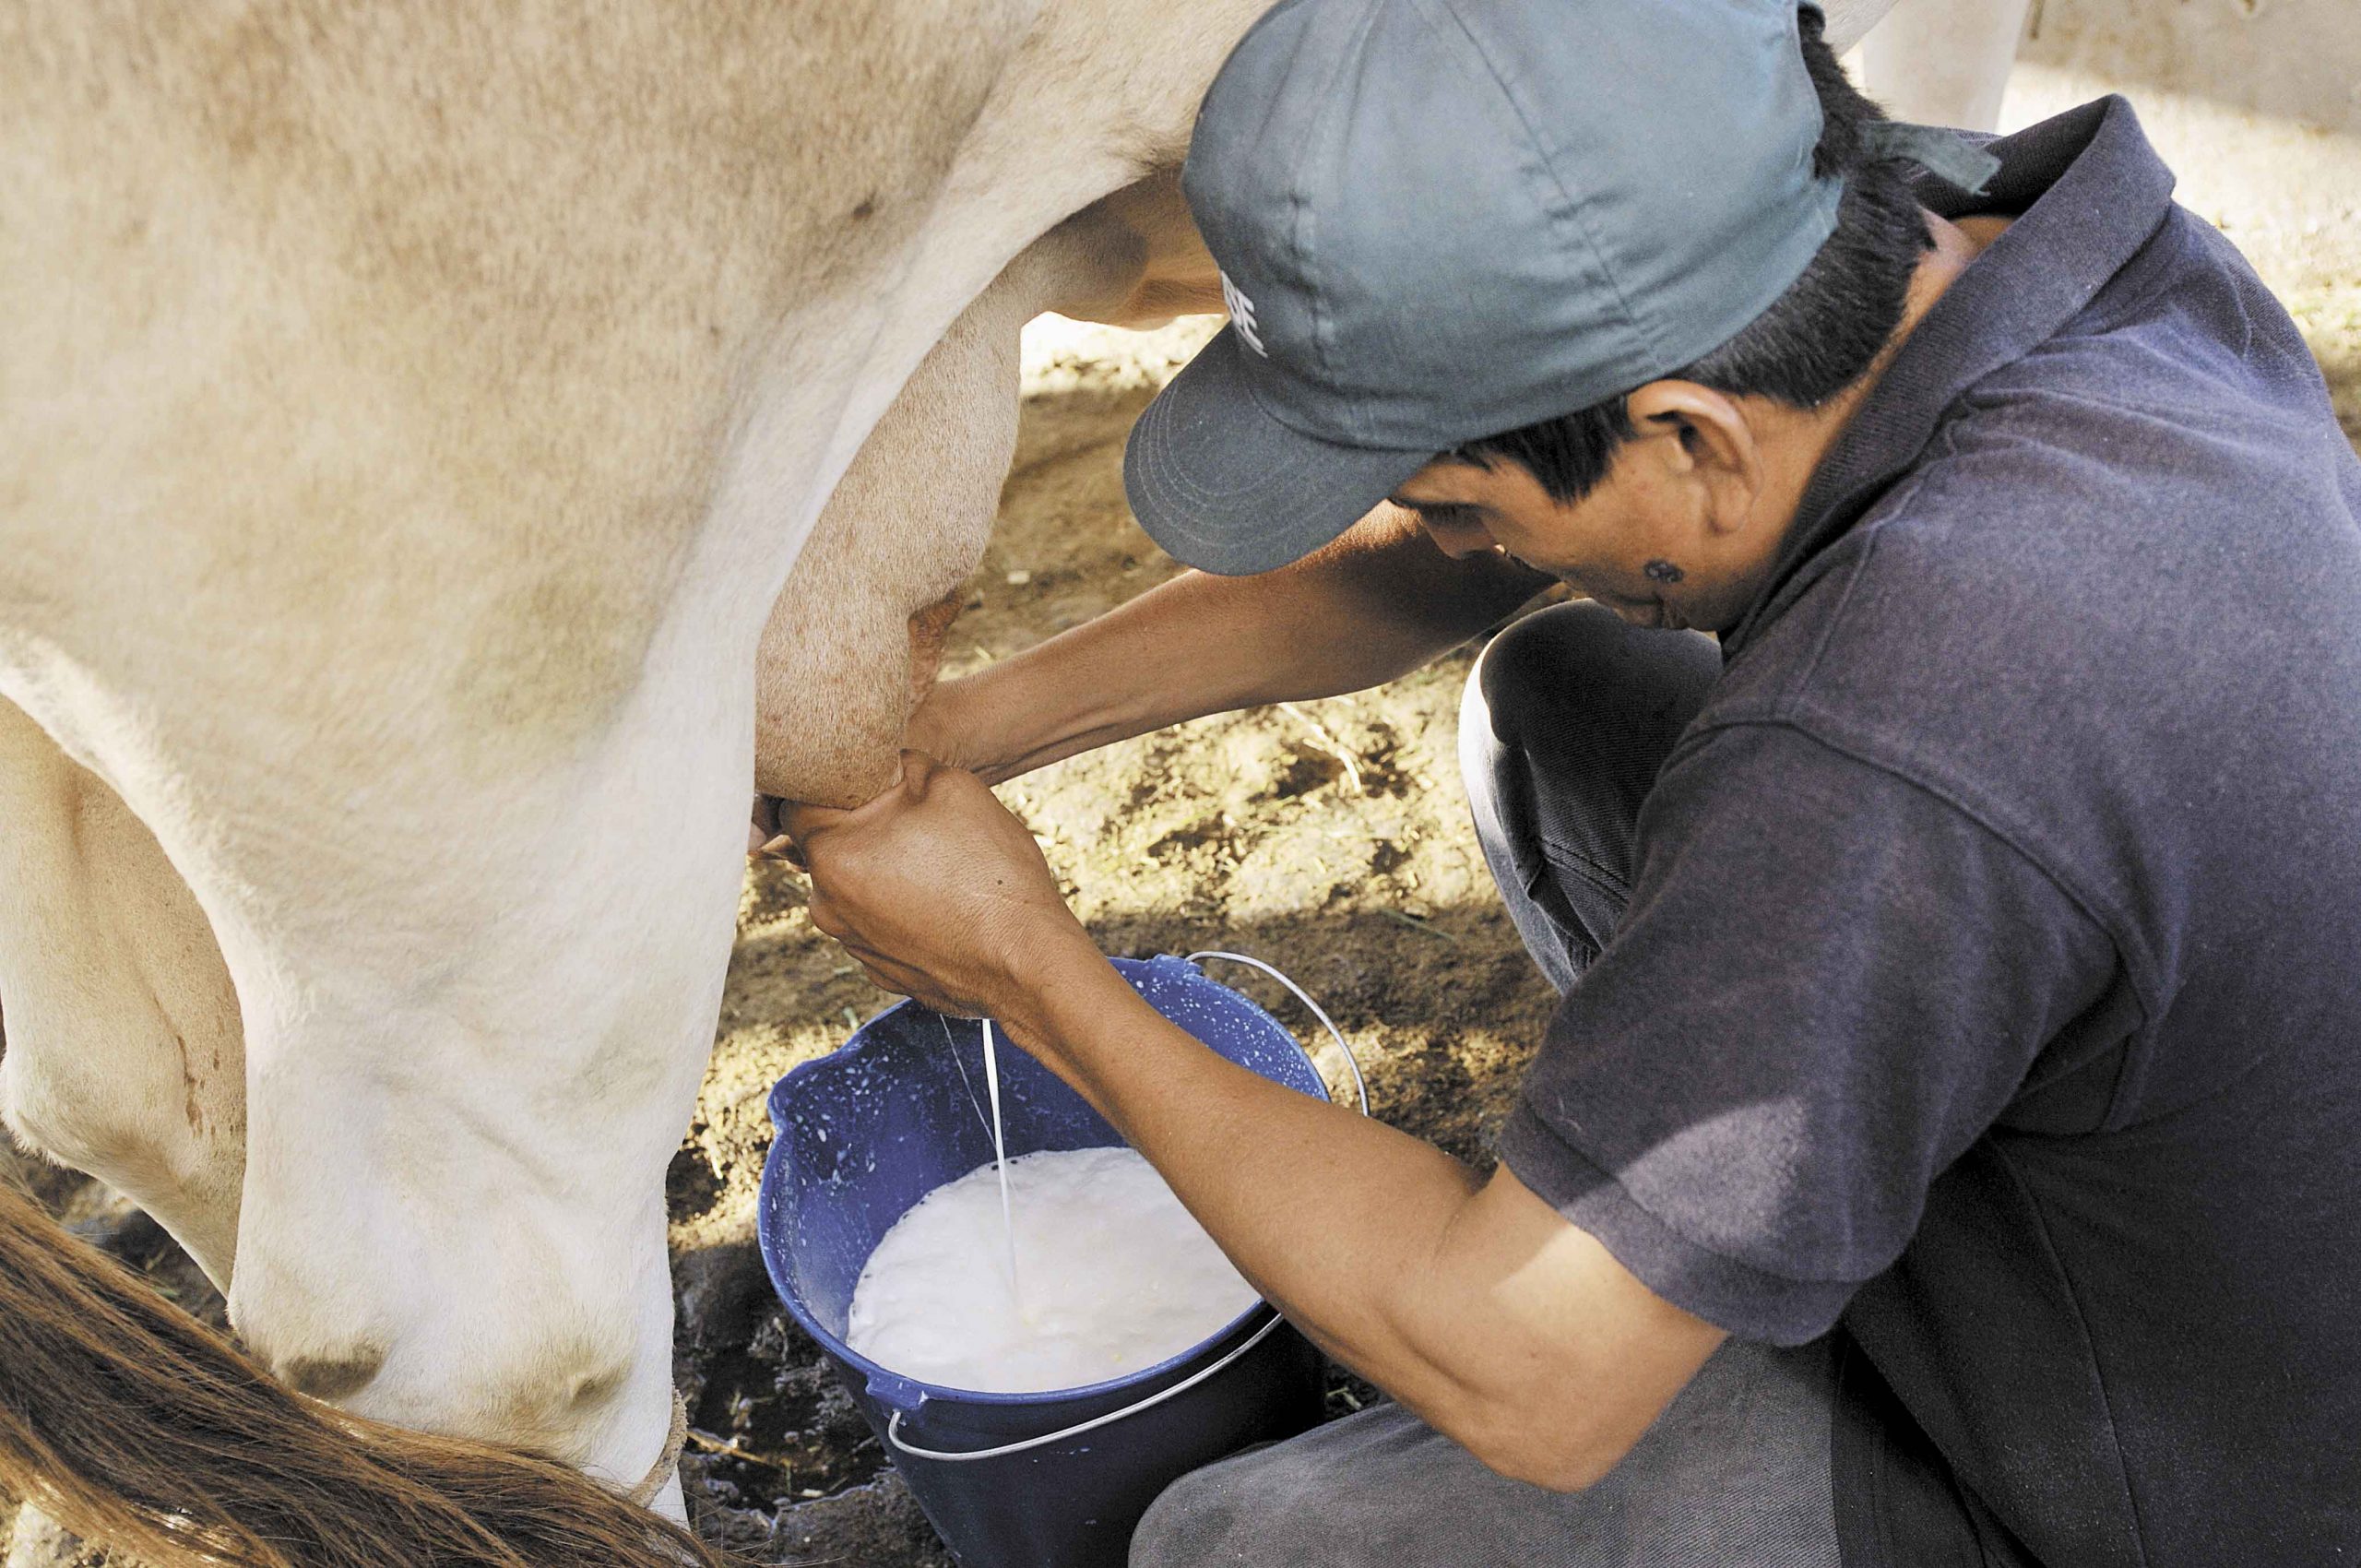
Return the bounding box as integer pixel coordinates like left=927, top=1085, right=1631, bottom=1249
left=884, top=950, right=1366, bottom=1464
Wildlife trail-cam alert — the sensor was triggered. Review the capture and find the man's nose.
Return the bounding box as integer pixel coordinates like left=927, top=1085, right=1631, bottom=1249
left=1425, top=522, right=1495, bottom=560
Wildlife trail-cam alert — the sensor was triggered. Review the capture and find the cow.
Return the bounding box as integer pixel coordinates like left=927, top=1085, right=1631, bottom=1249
left=1855, top=0, right=2031, bottom=132
left=0, top=2, right=1975, bottom=1564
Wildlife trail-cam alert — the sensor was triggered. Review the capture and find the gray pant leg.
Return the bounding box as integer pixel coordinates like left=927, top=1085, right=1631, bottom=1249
left=1457, top=600, right=1723, bottom=992
left=1131, top=1338, right=1841, bottom=1568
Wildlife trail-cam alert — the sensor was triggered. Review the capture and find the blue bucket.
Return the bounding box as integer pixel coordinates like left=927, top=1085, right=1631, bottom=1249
left=756, top=954, right=1343, bottom=1568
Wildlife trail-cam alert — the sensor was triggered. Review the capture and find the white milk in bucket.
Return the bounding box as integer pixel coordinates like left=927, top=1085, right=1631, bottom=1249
left=846, top=1144, right=1260, bottom=1394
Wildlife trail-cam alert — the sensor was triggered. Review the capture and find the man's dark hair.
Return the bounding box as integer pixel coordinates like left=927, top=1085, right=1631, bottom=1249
left=1453, top=9, right=1933, bottom=502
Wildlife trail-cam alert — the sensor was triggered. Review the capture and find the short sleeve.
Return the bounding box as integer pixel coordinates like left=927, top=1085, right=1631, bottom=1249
left=1499, top=721, right=2118, bottom=1345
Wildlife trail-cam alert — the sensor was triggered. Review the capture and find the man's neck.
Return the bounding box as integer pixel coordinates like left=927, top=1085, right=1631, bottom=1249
left=1777, top=209, right=2003, bottom=490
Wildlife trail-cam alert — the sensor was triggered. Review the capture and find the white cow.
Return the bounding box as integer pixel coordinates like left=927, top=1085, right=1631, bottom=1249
left=0, top=2, right=1994, bottom=1563
left=1856, top=0, right=2031, bottom=132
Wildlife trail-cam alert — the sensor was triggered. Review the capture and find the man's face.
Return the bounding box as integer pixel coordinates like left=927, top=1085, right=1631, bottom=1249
left=1387, top=393, right=1798, bottom=636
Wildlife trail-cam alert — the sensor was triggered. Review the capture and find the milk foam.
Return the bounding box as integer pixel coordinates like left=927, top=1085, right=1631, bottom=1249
left=847, top=1146, right=1260, bottom=1394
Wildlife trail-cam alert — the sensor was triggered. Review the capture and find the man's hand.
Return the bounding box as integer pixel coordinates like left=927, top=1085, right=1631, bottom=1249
left=902, top=672, right=1021, bottom=784
left=777, top=753, right=1104, bottom=1024
left=749, top=794, right=789, bottom=858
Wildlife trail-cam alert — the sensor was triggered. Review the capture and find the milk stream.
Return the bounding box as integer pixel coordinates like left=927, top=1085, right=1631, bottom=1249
left=979, top=1018, right=1021, bottom=1309
left=847, top=1146, right=1260, bottom=1394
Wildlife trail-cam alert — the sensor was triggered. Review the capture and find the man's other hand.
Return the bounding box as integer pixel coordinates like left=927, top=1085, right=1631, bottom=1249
left=777, top=753, right=1101, bottom=1021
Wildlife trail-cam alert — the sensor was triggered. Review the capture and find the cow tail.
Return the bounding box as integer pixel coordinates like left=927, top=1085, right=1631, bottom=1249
left=0, top=1179, right=735, bottom=1568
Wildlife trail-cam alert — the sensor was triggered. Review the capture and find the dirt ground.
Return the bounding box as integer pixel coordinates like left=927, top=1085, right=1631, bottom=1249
left=8, top=52, right=2360, bottom=1568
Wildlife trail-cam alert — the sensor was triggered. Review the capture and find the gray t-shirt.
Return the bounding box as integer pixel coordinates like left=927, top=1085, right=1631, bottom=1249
left=1499, top=98, right=2361, bottom=1568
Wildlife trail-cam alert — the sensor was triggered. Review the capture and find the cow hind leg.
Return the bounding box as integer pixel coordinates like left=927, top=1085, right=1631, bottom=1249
left=206, top=663, right=749, bottom=1484
left=0, top=688, right=743, bottom=1568
left=0, top=695, right=244, bottom=1287
left=1854, top=0, right=2031, bottom=132
left=0, top=799, right=741, bottom=1563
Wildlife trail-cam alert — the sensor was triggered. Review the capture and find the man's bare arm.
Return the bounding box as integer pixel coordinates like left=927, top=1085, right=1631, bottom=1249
left=1010, top=956, right=1726, bottom=1490
left=781, top=761, right=1726, bottom=1491
left=912, top=505, right=1553, bottom=783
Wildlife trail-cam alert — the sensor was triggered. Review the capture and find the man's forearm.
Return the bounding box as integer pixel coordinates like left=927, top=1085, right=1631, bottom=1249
left=998, top=944, right=1722, bottom=1491
left=920, top=507, right=1552, bottom=782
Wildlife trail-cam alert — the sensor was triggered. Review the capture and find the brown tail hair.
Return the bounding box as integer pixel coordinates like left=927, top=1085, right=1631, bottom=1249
left=0, top=1179, right=737, bottom=1568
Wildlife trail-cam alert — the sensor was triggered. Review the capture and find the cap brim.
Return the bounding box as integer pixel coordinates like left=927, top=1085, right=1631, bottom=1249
left=1124, top=327, right=1436, bottom=576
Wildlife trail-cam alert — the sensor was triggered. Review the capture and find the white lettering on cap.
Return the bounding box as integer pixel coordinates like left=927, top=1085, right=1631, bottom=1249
left=1220, top=271, right=1266, bottom=357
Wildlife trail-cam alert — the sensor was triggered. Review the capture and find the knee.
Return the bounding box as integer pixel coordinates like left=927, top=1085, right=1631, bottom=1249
left=1465, top=600, right=1665, bottom=743
left=1461, top=606, right=1553, bottom=762
left=0, top=1034, right=146, bottom=1182
left=1460, top=600, right=1721, bottom=798
left=1460, top=601, right=1617, bottom=822
left=231, top=1237, right=647, bottom=1462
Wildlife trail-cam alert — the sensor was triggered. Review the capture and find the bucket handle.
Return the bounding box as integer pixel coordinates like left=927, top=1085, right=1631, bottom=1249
left=886, top=1309, right=1287, bottom=1463
left=1184, top=950, right=1370, bottom=1117
left=884, top=951, right=1366, bottom=1465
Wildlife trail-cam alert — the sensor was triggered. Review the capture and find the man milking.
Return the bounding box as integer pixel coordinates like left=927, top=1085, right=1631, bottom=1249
left=773, top=0, right=2361, bottom=1562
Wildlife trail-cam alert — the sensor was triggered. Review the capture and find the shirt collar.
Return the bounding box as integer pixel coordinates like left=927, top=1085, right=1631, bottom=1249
left=1721, top=97, right=2179, bottom=659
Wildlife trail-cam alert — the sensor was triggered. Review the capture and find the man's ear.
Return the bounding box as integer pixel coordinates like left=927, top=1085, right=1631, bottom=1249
left=1625, top=381, right=1764, bottom=539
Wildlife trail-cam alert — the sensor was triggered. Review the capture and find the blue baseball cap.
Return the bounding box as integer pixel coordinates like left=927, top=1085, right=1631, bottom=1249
left=1125, top=0, right=1846, bottom=575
